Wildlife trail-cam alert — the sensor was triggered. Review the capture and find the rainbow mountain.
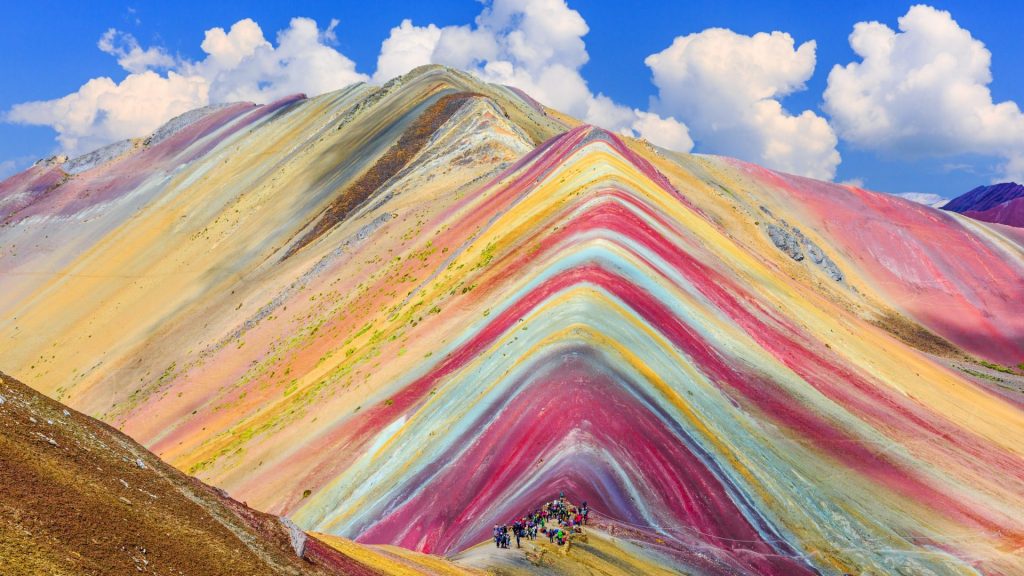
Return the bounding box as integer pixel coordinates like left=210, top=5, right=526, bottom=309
left=2, top=66, right=1023, bottom=575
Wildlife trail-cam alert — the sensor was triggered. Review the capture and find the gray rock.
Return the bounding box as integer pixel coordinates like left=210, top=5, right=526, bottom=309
left=766, top=224, right=804, bottom=261
left=34, top=154, right=68, bottom=167
left=803, top=239, right=844, bottom=282
left=765, top=221, right=844, bottom=282
left=64, top=139, right=136, bottom=174
left=146, top=103, right=236, bottom=147
left=280, top=517, right=308, bottom=558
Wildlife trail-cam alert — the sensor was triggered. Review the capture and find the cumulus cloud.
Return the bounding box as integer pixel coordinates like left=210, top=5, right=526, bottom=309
left=6, top=73, right=209, bottom=154
left=630, top=111, right=694, bottom=152
left=893, top=192, right=949, bottom=207
left=187, top=18, right=366, bottom=103
left=645, top=29, right=839, bottom=180
left=98, top=29, right=176, bottom=73
left=0, top=159, right=19, bottom=180
left=373, top=20, right=443, bottom=84
left=5, top=18, right=367, bottom=156
left=824, top=4, right=1024, bottom=181
left=11, top=1, right=893, bottom=180
left=372, top=0, right=693, bottom=152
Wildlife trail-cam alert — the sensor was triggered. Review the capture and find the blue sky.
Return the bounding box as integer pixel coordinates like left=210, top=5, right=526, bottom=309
left=2, top=1, right=1022, bottom=198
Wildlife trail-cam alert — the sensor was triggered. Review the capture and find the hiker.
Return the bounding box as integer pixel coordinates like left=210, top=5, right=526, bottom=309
left=485, top=492, right=594, bottom=552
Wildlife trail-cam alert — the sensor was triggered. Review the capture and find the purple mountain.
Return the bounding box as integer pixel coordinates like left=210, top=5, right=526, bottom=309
left=943, top=182, right=1024, bottom=227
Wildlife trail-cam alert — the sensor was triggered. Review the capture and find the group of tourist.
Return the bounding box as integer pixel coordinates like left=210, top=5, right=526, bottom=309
left=492, top=492, right=590, bottom=550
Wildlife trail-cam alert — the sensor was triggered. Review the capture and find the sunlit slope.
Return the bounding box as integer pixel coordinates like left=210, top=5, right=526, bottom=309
left=0, top=64, right=562, bottom=407
left=2, top=66, right=1023, bottom=575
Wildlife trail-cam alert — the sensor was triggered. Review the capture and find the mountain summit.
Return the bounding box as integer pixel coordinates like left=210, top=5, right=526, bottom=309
left=2, top=66, right=1023, bottom=575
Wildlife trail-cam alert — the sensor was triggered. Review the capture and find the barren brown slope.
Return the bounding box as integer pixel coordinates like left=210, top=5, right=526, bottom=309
left=0, top=370, right=382, bottom=576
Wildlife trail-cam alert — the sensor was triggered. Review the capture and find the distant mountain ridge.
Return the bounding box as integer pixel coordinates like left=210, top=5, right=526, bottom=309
left=943, top=181, right=1024, bottom=227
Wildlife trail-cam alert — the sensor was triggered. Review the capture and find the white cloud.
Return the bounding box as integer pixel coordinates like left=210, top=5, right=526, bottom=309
left=0, top=159, right=18, bottom=180
left=187, top=18, right=366, bottom=104
left=9, top=2, right=875, bottom=176
left=98, top=29, right=176, bottom=73
left=630, top=111, right=694, bottom=152
left=371, top=0, right=693, bottom=152
left=373, top=19, right=443, bottom=84
left=0, top=156, right=34, bottom=182
left=194, top=18, right=270, bottom=71
left=645, top=28, right=840, bottom=180
left=5, top=18, right=367, bottom=157
left=839, top=178, right=865, bottom=188
left=893, top=192, right=949, bottom=207
left=824, top=4, right=1024, bottom=181
left=6, top=72, right=208, bottom=154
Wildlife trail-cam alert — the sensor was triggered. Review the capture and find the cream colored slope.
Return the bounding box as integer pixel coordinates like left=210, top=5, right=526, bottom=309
left=451, top=529, right=681, bottom=576
left=1, top=86, right=369, bottom=403
left=0, top=67, right=554, bottom=420
left=313, top=533, right=483, bottom=576
left=315, top=528, right=680, bottom=576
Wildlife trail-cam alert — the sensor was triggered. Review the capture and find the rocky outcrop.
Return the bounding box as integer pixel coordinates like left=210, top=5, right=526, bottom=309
left=64, top=139, right=137, bottom=174
left=762, top=207, right=843, bottom=281
left=145, top=103, right=238, bottom=147
left=280, top=517, right=309, bottom=557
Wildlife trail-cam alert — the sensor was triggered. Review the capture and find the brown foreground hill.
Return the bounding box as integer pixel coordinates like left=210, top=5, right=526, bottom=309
left=0, top=370, right=382, bottom=576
